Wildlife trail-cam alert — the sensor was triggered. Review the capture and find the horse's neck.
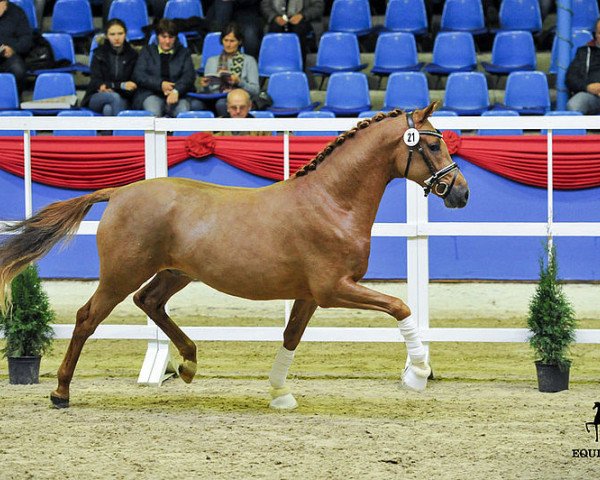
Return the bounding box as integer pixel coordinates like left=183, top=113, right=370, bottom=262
left=305, top=128, right=395, bottom=225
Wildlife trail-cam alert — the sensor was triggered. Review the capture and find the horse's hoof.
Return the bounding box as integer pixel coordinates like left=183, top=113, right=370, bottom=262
left=50, top=391, right=70, bottom=409
left=178, top=360, right=197, bottom=384
left=269, top=393, right=298, bottom=410
left=401, top=363, right=431, bottom=392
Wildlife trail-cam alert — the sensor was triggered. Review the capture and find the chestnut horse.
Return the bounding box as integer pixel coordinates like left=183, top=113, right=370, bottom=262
left=0, top=103, right=469, bottom=409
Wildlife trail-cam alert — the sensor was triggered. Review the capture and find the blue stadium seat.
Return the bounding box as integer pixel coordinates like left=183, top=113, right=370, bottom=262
left=321, top=72, right=371, bottom=116
left=572, top=0, right=599, bottom=30
left=258, top=33, right=303, bottom=77
left=177, top=110, right=214, bottom=118
left=11, top=0, right=38, bottom=31
left=266, top=72, right=319, bottom=116
left=32, top=72, right=76, bottom=100
left=424, top=32, right=477, bottom=75
left=51, top=0, right=95, bottom=38
left=442, top=72, right=490, bottom=115
left=309, top=32, right=368, bottom=82
left=114, top=110, right=154, bottom=136
left=498, top=0, right=542, bottom=33
left=0, top=73, right=19, bottom=110
left=383, top=72, right=430, bottom=111
left=430, top=110, right=460, bottom=134
left=481, top=31, right=536, bottom=75
left=384, top=0, right=428, bottom=36
left=34, top=33, right=90, bottom=74
left=328, top=0, right=374, bottom=36
left=0, top=111, right=36, bottom=136
left=478, top=110, right=523, bottom=135
left=549, top=29, right=593, bottom=74
left=296, top=110, right=337, bottom=136
left=199, top=32, right=222, bottom=73
left=249, top=110, right=275, bottom=118
left=542, top=111, right=586, bottom=135
left=108, top=0, right=149, bottom=41
left=371, top=32, right=424, bottom=80
left=148, top=32, right=188, bottom=48
left=357, top=110, right=386, bottom=118
left=440, top=0, right=486, bottom=35
left=501, top=71, right=550, bottom=114
left=54, top=110, right=96, bottom=136
left=163, top=0, right=204, bottom=38
left=163, top=0, right=203, bottom=19
left=174, top=110, right=214, bottom=136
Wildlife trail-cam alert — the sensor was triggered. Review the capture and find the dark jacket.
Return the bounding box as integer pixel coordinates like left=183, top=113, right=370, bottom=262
left=132, top=41, right=196, bottom=108
left=260, top=0, right=324, bottom=23
left=81, top=40, right=138, bottom=107
left=566, top=41, right=600, bottom=94
left=0, top=3, right=33, bottom=56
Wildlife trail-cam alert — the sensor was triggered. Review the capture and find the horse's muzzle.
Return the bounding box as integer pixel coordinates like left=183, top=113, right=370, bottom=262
left=443, top=185, right=469, bottom=209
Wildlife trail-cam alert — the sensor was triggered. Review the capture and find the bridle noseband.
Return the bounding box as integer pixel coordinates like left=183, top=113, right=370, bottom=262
left=403, top=112, right=460, bottom=198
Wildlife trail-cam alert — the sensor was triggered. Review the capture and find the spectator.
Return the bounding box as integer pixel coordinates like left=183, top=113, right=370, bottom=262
left=0, top=0, right=32, bottom=94
left=216, top=88, right=269, bottom=135
left=207, top=0, right=263, bottom=59
left=81, top=19, right=138, bottom=116
left=260, top=0, right=323, bottom=65
left=566, top=18, right=600, bottom=115
left=133, top=18, right=195, bottom=117
left=199, top=22, right=259, bottom=117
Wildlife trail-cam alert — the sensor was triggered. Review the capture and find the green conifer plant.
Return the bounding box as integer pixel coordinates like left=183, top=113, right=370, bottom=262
left=527, top=243, right=576, bottom=370
left=0, top=264, right=55, bottom=358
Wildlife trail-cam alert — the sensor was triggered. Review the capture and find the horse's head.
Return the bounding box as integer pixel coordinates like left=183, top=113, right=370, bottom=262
left=396, top=102, right=469, bottom=209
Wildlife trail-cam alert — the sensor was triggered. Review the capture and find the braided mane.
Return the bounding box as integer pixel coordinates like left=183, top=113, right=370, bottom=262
left=294, top=109, right=404, bottom=177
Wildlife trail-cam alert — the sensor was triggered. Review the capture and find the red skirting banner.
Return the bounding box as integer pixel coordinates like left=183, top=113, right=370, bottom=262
left=0, top=132, right=598, bottom=190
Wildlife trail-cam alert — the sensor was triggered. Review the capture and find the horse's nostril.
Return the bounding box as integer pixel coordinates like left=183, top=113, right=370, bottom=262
left=464, top=190, right=469, bottom=202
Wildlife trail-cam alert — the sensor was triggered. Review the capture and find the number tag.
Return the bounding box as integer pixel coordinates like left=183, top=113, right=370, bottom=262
left=403, top=128, right=420, bottom=147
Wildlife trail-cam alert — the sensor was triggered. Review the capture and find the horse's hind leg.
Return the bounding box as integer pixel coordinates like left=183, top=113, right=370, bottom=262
left=269, top=299, right=318, bottom=410
left=50, top=285, right=131, bottom=408
left=133, top=269, right=197, bottom=383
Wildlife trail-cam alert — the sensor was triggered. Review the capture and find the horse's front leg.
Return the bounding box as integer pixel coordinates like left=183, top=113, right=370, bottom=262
left=269, top=299, right=318, bottom=410
left=317, top=277, right=431, bottom=391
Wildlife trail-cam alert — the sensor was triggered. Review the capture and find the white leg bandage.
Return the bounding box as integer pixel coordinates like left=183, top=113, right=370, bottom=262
left=398, top=316, right=427, bottom=366
left=269, top=346, right=295, bottom=396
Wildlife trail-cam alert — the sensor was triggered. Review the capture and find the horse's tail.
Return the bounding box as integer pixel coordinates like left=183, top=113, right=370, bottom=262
left=0, top=187, right=117, bottom=312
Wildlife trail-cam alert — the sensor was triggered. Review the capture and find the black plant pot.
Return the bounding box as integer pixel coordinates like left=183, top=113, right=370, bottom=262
left=8, top=356, right=41, bottom=385
left=535, top=361, right=570, bottom=393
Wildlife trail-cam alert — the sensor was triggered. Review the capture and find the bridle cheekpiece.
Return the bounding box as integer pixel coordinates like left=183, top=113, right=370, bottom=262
left=403, top=112, right=459, bottom=198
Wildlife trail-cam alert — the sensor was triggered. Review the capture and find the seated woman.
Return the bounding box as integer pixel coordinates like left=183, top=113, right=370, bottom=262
left=81, top=19, right=138, bottom=116
left=200, top=22, right=260, bottom=117
left=132, top=19, right=196, bottom=117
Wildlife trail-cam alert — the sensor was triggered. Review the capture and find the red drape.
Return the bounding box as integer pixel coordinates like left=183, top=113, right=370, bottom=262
left=0, top=132, right=598, bottom=190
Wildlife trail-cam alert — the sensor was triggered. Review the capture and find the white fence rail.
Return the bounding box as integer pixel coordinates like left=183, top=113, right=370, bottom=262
left=1, top=115, right=599, bottom=383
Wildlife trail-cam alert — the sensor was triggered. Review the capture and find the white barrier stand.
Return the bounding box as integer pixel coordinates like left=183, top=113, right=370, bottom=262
left=137, top=338, right=178, bottom=386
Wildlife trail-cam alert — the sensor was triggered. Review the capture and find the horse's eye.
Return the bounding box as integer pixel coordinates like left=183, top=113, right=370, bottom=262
left=429, top=143, right=440, bottom=152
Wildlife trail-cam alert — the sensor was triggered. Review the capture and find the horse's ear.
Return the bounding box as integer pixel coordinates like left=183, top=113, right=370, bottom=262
left=413, top=101, right=440, bottom=125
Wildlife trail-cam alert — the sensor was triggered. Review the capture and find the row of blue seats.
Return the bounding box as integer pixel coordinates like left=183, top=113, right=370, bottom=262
left=25, top=28, right=594, bottom=91
left=0, top=68, right=559, bottom=118
left=327, top=0, right=599, bottom=38
left=21, top=0, right=598, bottom=42
left=0, top=108, right=586, bottom=137
left=12, top=0, right=202, bottom=41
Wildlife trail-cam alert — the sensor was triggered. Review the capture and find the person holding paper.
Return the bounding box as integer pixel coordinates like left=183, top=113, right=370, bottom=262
left=200, top=22, right=259, bottom=117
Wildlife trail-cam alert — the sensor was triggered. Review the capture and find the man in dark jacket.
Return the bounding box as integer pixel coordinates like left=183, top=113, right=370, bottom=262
left=566, top=18, right=600, bottom=114
left=0, top=0, right=32, bottom=94
left=132, top=19, right=196, bottom=117
left=261, top=0, right=323, bottom=65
